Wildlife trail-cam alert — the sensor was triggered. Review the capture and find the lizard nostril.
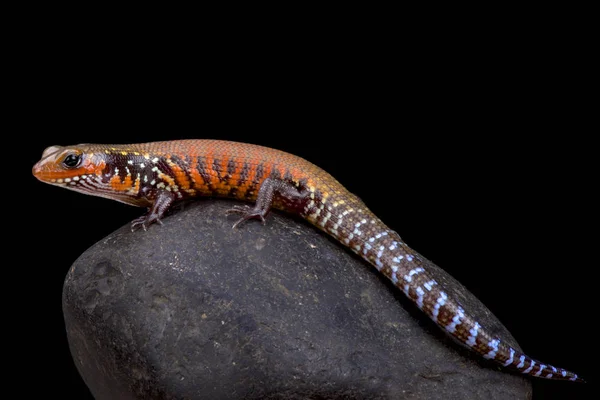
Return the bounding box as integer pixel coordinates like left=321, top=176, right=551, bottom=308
left=32, top=161, right=44, bottom=179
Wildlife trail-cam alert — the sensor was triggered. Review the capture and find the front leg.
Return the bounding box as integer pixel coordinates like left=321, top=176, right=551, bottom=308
left=227, top=177, right=309, bottom=229
left=131, top=190, right=177, bottom=231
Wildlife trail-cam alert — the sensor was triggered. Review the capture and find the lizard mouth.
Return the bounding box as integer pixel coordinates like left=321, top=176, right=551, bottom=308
left=32, top=161, right=76, bottom=184
left=32, top=160, right=49, bottom=181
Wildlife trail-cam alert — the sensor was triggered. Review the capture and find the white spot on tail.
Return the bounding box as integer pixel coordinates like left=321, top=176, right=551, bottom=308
left=403, top=267, right=424, bottom=283
left=517, top=356, right=525, bottom=369
left=319, top=212, right=330, bottom=227
left=127, top=160, right=134, bottom=165
left=535, top=364, right=546, bottom=377
left=446, top=307, right=465, bottom=333
left=503, top=348, right=515, bottom=366
left=416, top=286, right=425, bottom=308
left=140, top=163, right=145, bottom=168
left=423, top=280, right=437, bottom=291
left=152, top=157, right=159, bottom=163
left=483, top=339, right=500, bottom=359
left=392, top=256, right=403, bottom=263
left=523, top=360, right=535, bottom=374
left=432, top=292, right=447, bottom=320
left=377, top=246, right=384, bottom=259
left=406, top=255, right=414, bottom=262
left=466, top=322, right=480, bottom=347
left=569, top=374, right=578, bottom=381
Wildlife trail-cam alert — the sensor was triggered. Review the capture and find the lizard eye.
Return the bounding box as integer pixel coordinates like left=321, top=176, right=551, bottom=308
left=63, top=153, right=81, bottom=168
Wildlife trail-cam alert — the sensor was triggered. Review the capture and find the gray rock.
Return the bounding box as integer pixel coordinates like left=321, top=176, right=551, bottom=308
left=63, top=199, right=531, bottom=399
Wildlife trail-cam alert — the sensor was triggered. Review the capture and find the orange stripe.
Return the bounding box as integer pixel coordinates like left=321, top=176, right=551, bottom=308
left=35, top=159, right=106, bottom=181
left=110, top=174, right=133, bottom=192
left=160, top=172, right=176, bottom=187
left=171, top=164, right=190, bottom=190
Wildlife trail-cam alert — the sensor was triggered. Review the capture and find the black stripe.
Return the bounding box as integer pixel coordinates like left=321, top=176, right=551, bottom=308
left=171, top=155, right=194, bottom=189
left=197, top=156, right=212, bottom=187
left=246, top=163, right=265, bottom=199
left=100, top=153, right=119, bottom=183
left=212, top=158, right=227, bottom=182
left=270, top=165, right=282, bottom=180
left=227, top=159, right=236, bottom=179
left=238, top=161, right=251, bottom=186
left=283, top=169, right=293, bottom=183
left=155, top=157, right=175, bottom=182
left=254, top=163, right=264, bottom=184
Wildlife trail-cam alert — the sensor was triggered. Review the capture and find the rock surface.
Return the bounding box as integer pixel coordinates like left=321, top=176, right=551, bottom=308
left=63, top=199, right=531, bottom=399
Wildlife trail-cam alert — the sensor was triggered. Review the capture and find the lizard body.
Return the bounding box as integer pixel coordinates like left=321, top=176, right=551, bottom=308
left=32, top=139, right=583, bottom=382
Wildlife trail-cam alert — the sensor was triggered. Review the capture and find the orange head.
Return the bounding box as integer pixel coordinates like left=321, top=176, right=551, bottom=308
left=32, top=144, right=147, bottom=206
left=33, top=145, right=106, bottom=184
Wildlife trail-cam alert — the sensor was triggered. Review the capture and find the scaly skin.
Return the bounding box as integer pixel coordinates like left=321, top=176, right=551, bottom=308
left=32, top=139, right=583, bottom=382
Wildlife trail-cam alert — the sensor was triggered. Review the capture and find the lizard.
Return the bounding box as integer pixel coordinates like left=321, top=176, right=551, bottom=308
left=32, top=139, right=583, bottom=382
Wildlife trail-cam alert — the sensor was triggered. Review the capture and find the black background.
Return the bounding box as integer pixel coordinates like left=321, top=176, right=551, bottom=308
left=15, top=10, right=594, bottom=400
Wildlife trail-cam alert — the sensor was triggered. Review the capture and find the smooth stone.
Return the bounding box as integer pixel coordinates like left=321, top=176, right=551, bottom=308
left=63, top=199, right=531, bottom=399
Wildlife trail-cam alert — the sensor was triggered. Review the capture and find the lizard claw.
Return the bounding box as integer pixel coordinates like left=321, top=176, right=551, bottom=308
left=226, top=205, right=252, bottom=215
left=131, top=215, right=163, bottom=231
left=226, top=205, right=266, bottom=229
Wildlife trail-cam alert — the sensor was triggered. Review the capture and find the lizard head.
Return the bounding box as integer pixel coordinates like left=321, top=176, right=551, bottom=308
left=33, top=145, right=106, bottom=187
left=33, top=144, right=150, bottom=207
